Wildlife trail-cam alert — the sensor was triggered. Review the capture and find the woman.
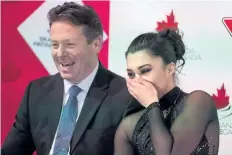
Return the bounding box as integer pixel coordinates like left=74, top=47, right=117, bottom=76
left=114, top=29, right=219, bottom=155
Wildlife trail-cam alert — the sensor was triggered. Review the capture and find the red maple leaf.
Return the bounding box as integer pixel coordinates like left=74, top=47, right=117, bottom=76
left=156, top=10, right=178, bottom=32
left=212, top=83, right=230, bottom=109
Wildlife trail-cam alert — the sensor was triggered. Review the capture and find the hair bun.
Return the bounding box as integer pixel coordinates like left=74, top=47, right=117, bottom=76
left=160, top=28, right=185, bottom=61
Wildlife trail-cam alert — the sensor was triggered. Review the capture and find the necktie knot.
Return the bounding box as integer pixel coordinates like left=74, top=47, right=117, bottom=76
left=69, top=85, right=81, bottom=97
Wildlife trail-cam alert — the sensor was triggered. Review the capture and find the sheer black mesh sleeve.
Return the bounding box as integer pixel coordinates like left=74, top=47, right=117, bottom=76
left=147, top=90, right=219, bottom=155
left=114, top=90, right=219, bottom=155
left=114, top=111, right=144, bottom=155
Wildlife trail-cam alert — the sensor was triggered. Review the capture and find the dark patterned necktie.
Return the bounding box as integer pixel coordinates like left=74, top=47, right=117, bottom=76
left=53, top=85, right=81, bottom=155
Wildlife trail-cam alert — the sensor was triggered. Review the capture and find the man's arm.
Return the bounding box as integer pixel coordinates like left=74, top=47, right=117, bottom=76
left=2, top=82, right=35, bottom=155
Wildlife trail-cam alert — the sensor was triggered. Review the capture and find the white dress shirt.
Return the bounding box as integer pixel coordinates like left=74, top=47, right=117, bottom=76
left=49, top=62, right=99, bottom=155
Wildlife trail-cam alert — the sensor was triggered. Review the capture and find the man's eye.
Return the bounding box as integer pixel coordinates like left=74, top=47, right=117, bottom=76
left=68, top=43, right=75, bottom=46
left=52, top=44, right=59, bottom=48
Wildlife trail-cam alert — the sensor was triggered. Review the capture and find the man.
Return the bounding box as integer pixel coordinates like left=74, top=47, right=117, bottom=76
left=2, top=2, right=143, bottom=155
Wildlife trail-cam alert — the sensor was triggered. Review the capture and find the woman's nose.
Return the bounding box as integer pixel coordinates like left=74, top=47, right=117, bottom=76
left=134, top=74, right=141, bottom=81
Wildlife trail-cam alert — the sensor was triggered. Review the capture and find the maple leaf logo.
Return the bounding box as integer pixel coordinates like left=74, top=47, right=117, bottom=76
left=156, top=10, right=178, bottom=32
left=212, top=83, right=230, bottom=109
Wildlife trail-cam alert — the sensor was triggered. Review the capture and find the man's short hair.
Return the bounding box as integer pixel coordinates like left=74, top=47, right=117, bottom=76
left=47, top=2, right=103, bottom=43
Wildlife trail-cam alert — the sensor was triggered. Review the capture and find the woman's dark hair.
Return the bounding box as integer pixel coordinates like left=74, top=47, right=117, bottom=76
left=125, top=29, right=186, bottom=70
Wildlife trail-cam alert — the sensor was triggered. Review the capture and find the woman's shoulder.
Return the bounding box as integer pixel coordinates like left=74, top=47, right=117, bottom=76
left=122, top=109, right=146, bottom=128
left=182, top=89, right=218, bottom=119
left=119, top=110, right=146, bottom=139
left=185, top=90, right=214, bottom=105
left=188, top=89, right=211, bottom=95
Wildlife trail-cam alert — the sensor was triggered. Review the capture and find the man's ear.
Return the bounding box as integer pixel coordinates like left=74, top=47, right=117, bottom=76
left=92, top=35, right=103, bottom=54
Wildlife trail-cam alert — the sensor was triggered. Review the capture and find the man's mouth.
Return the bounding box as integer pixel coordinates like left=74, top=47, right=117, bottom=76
left=60, top=62, right=75, bottom=67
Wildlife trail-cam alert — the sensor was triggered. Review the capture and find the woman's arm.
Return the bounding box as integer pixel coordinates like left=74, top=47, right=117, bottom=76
left=147, top=90, right=219, bottom=155
left=114, top=118, right=134, bottom=155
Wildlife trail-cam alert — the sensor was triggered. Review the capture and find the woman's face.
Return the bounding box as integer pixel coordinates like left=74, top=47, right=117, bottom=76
left=126, top=50, right=175, bottom=97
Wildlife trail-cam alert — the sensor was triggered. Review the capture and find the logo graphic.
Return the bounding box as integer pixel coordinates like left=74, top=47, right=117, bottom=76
left=156, top=10, right=178, bottom=31
left=213, top=84, right=232, bottom=135
left=212, top=83, right=232, bottom=120
left=212, top=83, right=230, bottom=109
left=155, top=10, right=201, bottom=61
left=222, top=17, right=232, bottom=37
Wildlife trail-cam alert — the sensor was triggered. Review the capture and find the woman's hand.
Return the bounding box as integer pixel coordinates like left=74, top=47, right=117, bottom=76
left=126, top=77, right=159, bottom=108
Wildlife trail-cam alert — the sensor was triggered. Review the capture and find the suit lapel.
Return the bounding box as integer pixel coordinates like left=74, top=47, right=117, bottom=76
left=46, top=74, right=64, bottom=152
left=70, top=64, right=110, bottom=153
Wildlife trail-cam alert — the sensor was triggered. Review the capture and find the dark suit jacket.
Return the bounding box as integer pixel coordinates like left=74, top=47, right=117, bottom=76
left=2, top=64, right=143, bottom=155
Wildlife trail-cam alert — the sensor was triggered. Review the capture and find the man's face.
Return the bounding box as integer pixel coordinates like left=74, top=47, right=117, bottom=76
left=50, top=21, right=101, bottom=83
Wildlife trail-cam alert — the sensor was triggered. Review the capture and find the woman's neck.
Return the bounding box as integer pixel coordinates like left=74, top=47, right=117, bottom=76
left=158, top=82, right=176, bottom=100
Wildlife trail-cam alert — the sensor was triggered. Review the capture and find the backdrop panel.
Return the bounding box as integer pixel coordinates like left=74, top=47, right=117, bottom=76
left=1, top=1, right=232, bottom=154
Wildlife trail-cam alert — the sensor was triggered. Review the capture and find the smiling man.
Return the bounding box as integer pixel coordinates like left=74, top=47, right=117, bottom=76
left=2, top=2, right=143, bottom=155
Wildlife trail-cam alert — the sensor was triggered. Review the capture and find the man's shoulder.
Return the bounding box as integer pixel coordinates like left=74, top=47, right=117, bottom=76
left=104, top=69, right=129, bottom=93
left=105, top=69, right=126, bottom=86
left=29, top=73, right=61, bottom=89
left=104, top=69, right=133, bottom=100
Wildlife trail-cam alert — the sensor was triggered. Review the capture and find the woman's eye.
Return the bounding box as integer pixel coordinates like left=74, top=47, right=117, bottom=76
left=140, top=68, right=151, bottom=74
left=127, top=72, right=135, bottom=78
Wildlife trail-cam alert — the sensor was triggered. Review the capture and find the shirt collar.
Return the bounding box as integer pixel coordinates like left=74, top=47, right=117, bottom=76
left=63, top=62, right=99, bottom=95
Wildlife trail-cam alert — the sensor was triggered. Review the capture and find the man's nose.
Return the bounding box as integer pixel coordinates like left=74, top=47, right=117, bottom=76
left=57, top=45, right=67, bottom=56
